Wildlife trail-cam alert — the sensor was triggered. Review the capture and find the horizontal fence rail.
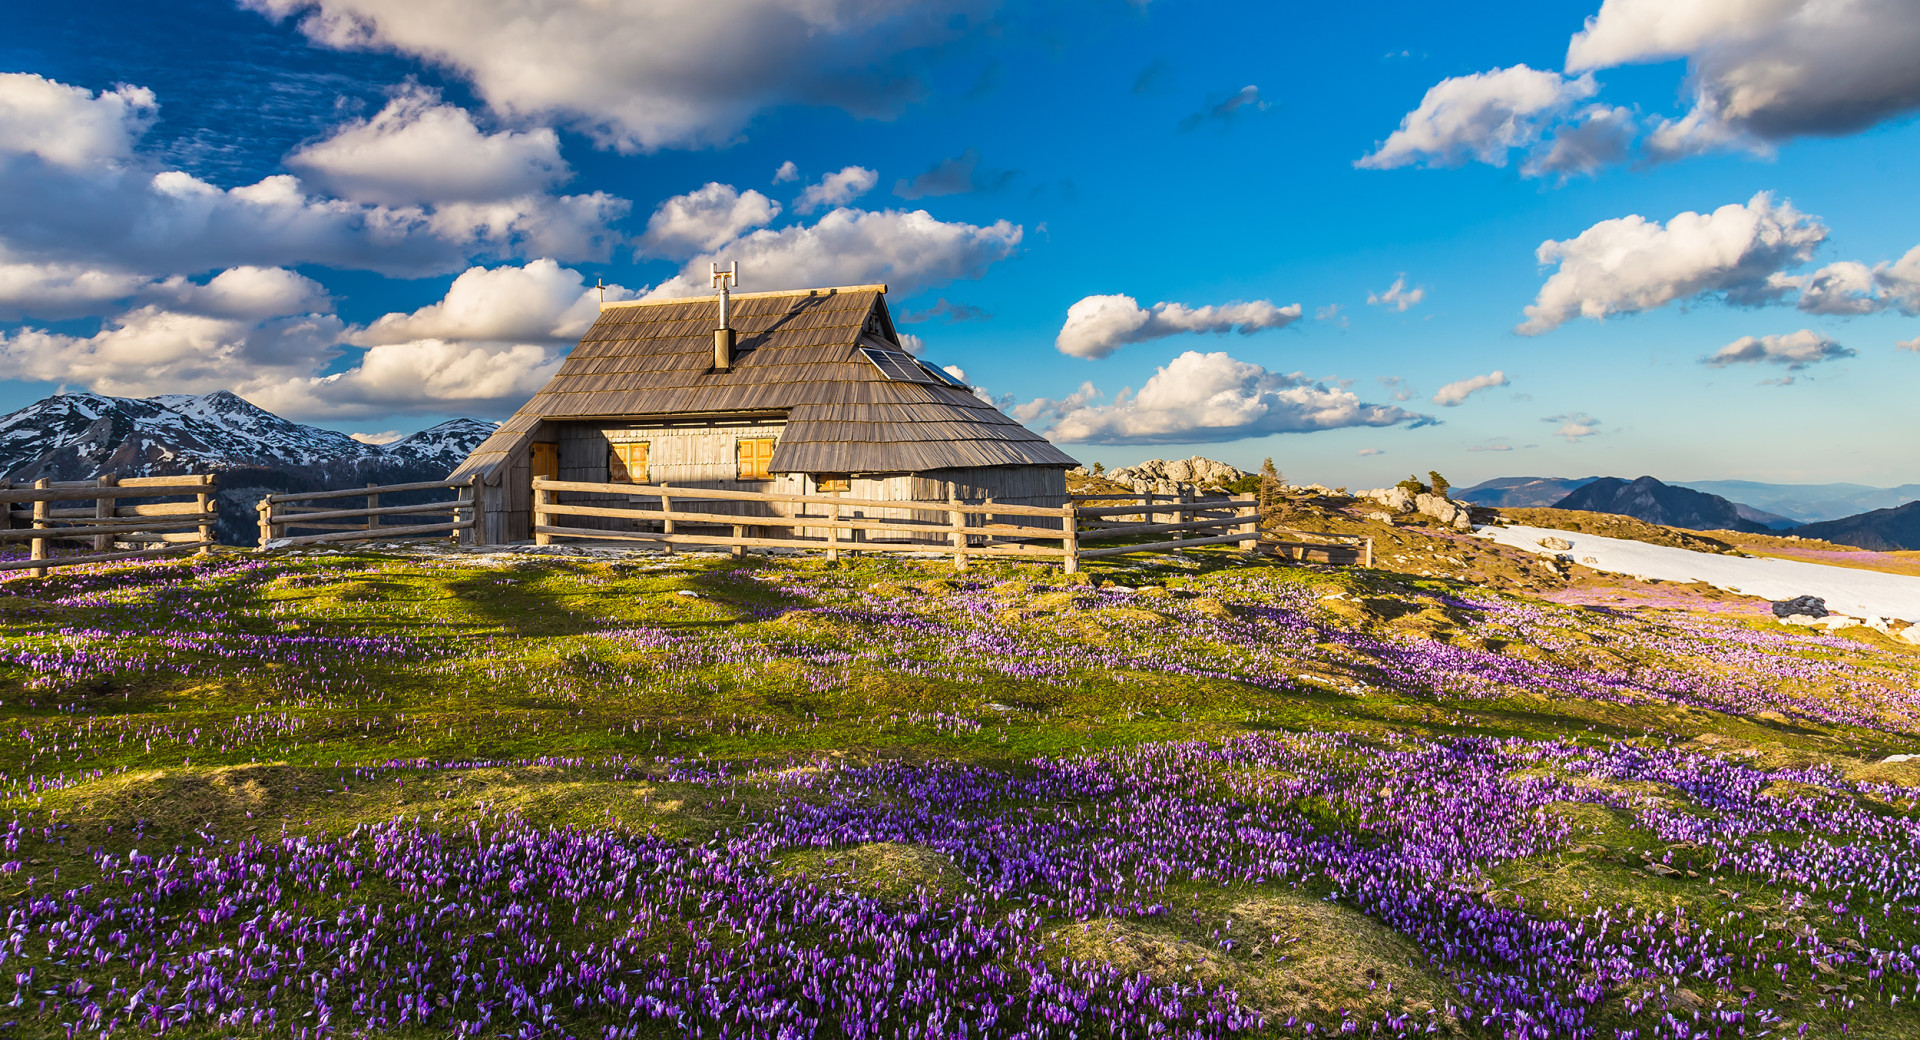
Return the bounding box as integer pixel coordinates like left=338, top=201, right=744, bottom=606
left=256, top=479, right=475, bottom=549
left=0, top=475, right=217, bottom=577
left=531, top=479, right=1277, bottom=573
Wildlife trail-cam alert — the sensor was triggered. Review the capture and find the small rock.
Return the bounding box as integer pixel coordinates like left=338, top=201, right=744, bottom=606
left=1883, top=754, right=1919, bottom=764
left=1582, top=556, right=1600, bottom=564
left=1780, top=614, right=1822, bottom=626
left=1537, top=536, right=1573, bottom=551
left=1771, top=595, right=1827, bottom=618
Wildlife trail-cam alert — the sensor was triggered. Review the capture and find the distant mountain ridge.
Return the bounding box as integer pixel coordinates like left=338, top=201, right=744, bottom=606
left=1553, top=476, right=1774, bottom=534
left=1673, top=480, right=1920, bottom=524
left=0, top=390, right=496, bottom=544
left=1793, top=501, right=1920, bottom=551
left=1453, top=476, right=1600, bottom=509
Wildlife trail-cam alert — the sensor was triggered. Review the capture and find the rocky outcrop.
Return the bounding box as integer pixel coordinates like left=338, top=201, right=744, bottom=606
left=1771, top=595, right=1828, bottom=619
left=1358, top=486, right=1475, bottom=530
left=1081, top=456, right=1251, bottom=496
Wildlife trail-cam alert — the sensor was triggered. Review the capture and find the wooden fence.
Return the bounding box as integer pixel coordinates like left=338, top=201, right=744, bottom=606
left=1075, top=491, right=1373, bottom=567
left=255, top=479, right=476, bottom=549
left=530, top=478, right=1262, bottom=572
left=246, top=477, right=1371, bottom=573
left=0, top=475, right=218, bottom=577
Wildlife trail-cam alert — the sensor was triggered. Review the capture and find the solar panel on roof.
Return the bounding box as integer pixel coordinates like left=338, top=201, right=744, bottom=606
left=917, top=361, right=970, bottom=389
left=859, top=346, right=936, bottom=383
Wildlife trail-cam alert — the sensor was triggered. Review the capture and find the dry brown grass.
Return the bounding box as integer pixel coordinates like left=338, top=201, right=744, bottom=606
left=1054, top=890, right=1462, bottom=1032
left=772, top=842, right=976, bottom=900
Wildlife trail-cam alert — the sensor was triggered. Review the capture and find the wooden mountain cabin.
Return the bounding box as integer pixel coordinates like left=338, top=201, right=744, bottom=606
left=450, top=280, right=1080, bottom=545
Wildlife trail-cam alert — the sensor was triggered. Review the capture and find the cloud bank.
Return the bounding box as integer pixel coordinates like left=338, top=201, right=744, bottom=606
left=1035, top=351, right=1424, bottom=444
left=1519, top=192, right=1825, bottom=334
left=1702, top=330, right=1853, bottom=369
left=1432, top=370, right=1508, bottom=406
left=1055, top=294, right=1302, bottom=359
left=242, top=0, right=997, bottom=151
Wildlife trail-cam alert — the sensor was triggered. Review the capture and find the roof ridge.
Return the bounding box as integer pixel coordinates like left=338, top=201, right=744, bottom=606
left=601, top=284, right=888, bottom=310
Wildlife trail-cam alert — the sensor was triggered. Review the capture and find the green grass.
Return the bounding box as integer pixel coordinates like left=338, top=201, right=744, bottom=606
left=1, top=544, right=1917, bottom=1037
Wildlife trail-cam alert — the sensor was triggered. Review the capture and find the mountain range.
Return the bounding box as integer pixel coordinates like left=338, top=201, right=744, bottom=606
left=1457, top=475, right=1919, bottom=525
left=0, top=391, right=496, bottom=545
left=1552, top=476, right=1777, bottom=534
left=1457, top=474, right=1920, bottom=550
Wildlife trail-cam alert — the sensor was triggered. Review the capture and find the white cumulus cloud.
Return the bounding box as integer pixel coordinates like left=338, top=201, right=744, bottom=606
left=1566, top=0, right=1920, bottom=144
left=350, top=259, right=630, bottom=346
left=1367, top=274, right=1425, bottom=312
left=646, top=206, right=1022, bottom=300
left=0, top=73, right=156, bottom=168
left=0, top=75, right=627, bottom=285
left=0, top=288, right=344, bottom=399
left=1773, top=246, right=1920, bottom=317
left=1357, top=65, right=1596, bottom=170
left=1055, top=294, right=1302, bottom=360
left=637, top=182, right=781, bottom=260
left=241, top=0, right=995, bottom=152
left=794, top=166, right=878, bottom=214
left=288, top=86, right=570, bottom=206
left=0, top=259, right=632, bottom=420
left=1545, top=412, right=1603, bottom=442
left=1039, top=351, right=1424, bottom=444
left=1432, top=370, right=1508, bottom=406
left=1519, top=192, right=1826, bottom=334
left=1702, top=330, right=1852, bottom=369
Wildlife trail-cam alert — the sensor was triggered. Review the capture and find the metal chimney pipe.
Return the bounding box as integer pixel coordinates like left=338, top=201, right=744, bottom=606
left=711, top=262, right=738, bottom=372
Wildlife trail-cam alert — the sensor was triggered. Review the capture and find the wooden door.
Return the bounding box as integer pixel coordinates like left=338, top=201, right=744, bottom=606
left=530, top=442, right=559, bottom=482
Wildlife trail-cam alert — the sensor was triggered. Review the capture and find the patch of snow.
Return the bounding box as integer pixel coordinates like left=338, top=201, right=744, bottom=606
left=1478, top=524, right=1920, bottom=621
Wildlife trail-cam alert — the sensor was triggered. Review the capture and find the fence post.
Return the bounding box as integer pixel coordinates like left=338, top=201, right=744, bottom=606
left=1142, top=490, right=1155, bottom=527
left=365, top=483, right=380, bottom=536
left=947, top=481, right=968, bottom=572
left=533, top=479, right=552, bottom=546
left=825, top=487, right=840, bottom=564
left=196, top=475, right=215, bottom=552
left=658, top=481, right=676, bottom=555
left=731, top=523, right=746, bottom=559
left=1237, top=492, right=1259, bottom=552
left=29, top=479, right=49, bottom=578
left=1176, top=489, right=1191, bottom=541
left=452, top=478, right=473, bottom=546
left=1362, top=536, right=1374, bottom=569
left=94, top=475, right=116, bottom=552
left=1062, top=503, right=1079, bottom=575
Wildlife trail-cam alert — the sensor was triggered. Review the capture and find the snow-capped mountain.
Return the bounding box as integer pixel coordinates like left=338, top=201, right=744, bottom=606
left=384, top=419, right=502, bottom=468
left=0, top=390, right=497, bottom=544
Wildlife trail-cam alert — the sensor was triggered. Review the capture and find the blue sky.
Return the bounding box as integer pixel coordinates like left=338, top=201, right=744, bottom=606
left=1, top=0, right=1916, bottom=487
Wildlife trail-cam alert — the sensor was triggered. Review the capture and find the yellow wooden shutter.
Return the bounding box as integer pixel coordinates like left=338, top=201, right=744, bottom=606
left=737, top=438, right=775, bottom=480
left=608, top=442, right=647, bottom=483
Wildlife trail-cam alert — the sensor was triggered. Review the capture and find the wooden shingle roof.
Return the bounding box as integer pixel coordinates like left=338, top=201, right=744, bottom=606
left=452, top=285, right=1078, bottom=482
